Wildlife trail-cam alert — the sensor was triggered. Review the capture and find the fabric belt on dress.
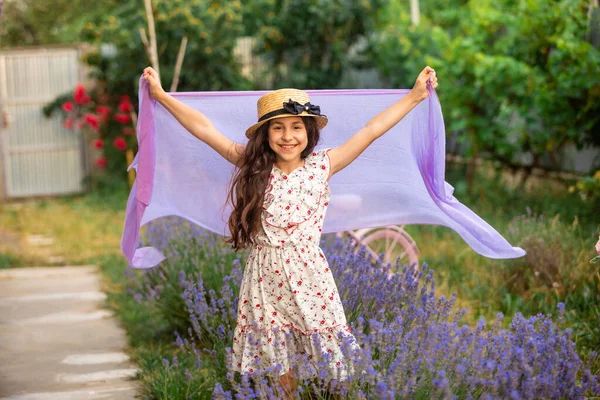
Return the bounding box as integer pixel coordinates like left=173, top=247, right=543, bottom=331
left=253, top=242, right=320, bottom=250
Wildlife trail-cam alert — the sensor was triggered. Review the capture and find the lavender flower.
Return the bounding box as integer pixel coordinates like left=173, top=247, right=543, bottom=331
left=132, top=219, right=600, bottom=398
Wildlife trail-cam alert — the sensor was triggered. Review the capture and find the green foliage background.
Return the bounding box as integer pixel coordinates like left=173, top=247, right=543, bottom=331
left=371, top=0, right=600, bottom=173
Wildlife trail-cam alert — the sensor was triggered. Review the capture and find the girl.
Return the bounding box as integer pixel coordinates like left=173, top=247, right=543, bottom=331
left=142, top=66, right=438, bottom=398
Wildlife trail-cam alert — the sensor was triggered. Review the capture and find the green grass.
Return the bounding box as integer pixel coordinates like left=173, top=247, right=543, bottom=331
left=0, top=190, right=128, bottom=266
left=0, top=252, right=23, bottom=269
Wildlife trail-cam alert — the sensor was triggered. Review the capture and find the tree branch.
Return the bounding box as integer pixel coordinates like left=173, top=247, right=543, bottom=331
left=170, top=36, right=188, bottom=92
left=144, top=0, right=159, bottom=77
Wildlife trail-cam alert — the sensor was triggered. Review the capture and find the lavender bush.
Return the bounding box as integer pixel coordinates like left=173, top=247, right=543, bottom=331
left=127, top=217, right=246, bottom=340
left=131, top=218, right=600, bottom=398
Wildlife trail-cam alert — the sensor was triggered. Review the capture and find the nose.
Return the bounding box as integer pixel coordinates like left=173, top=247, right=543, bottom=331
left=281, top=128, right=293, bottom=141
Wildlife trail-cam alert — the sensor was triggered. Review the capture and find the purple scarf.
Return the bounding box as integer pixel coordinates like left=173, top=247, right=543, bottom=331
left=122, top=77, right=526, bottom=269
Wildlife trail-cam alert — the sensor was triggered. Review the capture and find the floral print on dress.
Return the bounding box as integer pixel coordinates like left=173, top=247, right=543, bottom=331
left=231, top=148, right=360, bottom=380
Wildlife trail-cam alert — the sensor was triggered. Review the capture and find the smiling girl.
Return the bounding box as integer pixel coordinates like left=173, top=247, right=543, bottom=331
left=142, top=66, right=438, bottom=398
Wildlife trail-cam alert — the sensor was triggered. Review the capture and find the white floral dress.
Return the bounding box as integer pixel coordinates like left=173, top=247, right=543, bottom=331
left=231, top=148, right=359, bottom=380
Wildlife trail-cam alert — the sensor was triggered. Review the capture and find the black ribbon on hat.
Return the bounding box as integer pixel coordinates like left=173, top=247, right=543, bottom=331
left=258, top=99, right=325, bottom=122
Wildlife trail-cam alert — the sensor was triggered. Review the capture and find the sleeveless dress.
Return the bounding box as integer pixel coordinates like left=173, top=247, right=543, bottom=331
left=230, top=148, right=359, bottom=380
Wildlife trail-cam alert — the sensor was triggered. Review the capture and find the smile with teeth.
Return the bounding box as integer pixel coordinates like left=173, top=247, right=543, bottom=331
left=280, top=144, right=297, bottom=149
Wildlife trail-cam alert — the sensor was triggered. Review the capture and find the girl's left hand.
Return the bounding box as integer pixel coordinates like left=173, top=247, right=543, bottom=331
left=411, top=66, right=438, bottom=102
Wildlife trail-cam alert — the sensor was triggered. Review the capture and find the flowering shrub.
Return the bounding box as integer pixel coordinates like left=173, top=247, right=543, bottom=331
left=130, top=217, right=600, bottom=398
left=43, top=82, right=137, bottom=188
left=128, top=216, right=245, bottom=345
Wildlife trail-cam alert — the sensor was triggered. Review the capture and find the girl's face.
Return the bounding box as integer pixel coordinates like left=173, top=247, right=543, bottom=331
left=267, top=116, right=308, bottom=162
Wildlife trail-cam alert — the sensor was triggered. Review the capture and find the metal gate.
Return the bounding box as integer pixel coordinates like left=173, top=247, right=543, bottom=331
left=0, top=46, right=88, bottom=199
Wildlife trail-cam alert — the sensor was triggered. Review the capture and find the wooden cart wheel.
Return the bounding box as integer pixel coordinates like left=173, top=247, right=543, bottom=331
left=349, top=226, right=419, bottom=279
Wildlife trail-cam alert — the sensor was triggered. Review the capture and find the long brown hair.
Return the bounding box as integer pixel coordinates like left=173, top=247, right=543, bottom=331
left=225, top=117, right=321, bottom=250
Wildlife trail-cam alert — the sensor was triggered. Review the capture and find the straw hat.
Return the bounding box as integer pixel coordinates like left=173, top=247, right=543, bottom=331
left=245, top=88, right=328, bottom=138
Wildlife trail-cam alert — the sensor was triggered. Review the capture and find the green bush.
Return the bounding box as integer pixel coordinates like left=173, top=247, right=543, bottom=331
left=371, top=0, right=600, bottom=173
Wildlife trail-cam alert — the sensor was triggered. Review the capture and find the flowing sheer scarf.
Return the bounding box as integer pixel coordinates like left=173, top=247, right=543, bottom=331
left=121, top=77, right=525, bottom=268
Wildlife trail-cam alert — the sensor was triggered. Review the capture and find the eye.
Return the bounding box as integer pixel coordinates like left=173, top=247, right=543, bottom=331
left=294, top=126, right=301, bottom=130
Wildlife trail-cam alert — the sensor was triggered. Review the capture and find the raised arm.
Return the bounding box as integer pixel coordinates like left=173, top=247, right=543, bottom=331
left=142, top=67, right=245, bottom=167
left=326, top=66, right=438, bottom=180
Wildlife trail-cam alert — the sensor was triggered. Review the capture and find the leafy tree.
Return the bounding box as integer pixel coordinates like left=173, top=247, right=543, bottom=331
left=43, top=0, right=252, bottom=188
left=0, top=0, right=103, bottom=48
left=371, top=0, right=600, bottom=186
left=80, top=0, right=251, bottom=95
left=243, top=0, right=385, bottom=89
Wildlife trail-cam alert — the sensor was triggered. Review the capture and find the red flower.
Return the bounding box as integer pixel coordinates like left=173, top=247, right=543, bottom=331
left=74, top=84, right=90, bottom=105
left=114, top=113, right=131, bottom=124
left=93, top=139, right=103, bottom=149
left=63, top=117, right=74, bottom=130
left=84, top=113, right=100, bottom=131
left=113, top=136, right=127, bottom=151
left=96, top=105, right=111, bottom=116
left=95, top=157, right=107, bottom=168
left=119, top=102, right=133, bottom=113
left=62, top=101, right=74, bottom=112
left=118, top=95, right=133, bottom=112
left=122, top=127, right=135, bottom=136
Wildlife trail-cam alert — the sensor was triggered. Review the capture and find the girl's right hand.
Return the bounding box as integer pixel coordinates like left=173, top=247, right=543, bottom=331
left=142, top=67, right=164, bottom=100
